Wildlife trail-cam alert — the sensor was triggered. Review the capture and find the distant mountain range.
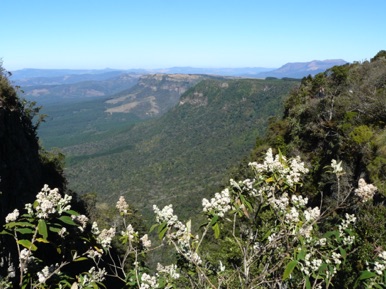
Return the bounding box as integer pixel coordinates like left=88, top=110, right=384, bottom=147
left=10, top=59, right=347, bottom=83
left=254, top=59, right=347, bottom=78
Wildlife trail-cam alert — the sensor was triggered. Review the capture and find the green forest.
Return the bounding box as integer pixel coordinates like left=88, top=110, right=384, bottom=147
left=0, top=51, right=386, bottom=288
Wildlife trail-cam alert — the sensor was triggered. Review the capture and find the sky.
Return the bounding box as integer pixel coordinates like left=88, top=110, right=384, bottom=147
left=1, top=0, right=386, bottom=70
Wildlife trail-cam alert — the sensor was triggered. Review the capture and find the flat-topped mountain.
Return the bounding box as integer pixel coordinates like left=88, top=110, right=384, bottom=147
left=256, top=59, right=347, bottom=78
left=104, top=73, right=218, bottom=118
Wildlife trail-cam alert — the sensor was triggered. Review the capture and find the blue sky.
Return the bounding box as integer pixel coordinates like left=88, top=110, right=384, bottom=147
left=1, top=0, right=385, bottom=70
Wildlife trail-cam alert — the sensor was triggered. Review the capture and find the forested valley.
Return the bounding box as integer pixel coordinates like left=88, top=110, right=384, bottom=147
left=0, top=51, right=386, bottom=288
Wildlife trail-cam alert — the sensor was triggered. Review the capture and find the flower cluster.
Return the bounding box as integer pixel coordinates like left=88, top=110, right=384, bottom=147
left=116, top=196, right=130, bottom=215
left=202, top=188, right=231, bottom=217
left=157, top=263, right=180, bottom=280
left=96, top=227, right=116, bottom=250
left=19, top=248, right=34, bottom=274
left=140, top=273, right=158, bottom=289
left=37, top=264, right=58, bottom=284
left=249, top=148, right=309, bottom=187
left=26, top=185, right=72, bottom=219
left=71, top=214, right=89, bottom=232
left=153, top=205, right=201, bottom=265
left=153, top=205, right=188, bottom=242
left=338, top=213, right=356, bottom=245
left=355, top=178, right=377, bottom=203
left=5, top=209, right=19, bottom=223
left=76, top=267, right=107, bottom=288
left=298, top=213, right=356, bottom=281
left=370, top=251, right=386, bottom=275
left=331, top=159, right=344, bottom=175
left=121, top=224, right=137, bottom=242
left=141, top=234, right=152, bottom=249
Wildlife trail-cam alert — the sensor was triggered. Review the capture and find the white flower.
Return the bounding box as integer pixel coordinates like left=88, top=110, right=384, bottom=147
left=219, top=261, right=226, bottom=272
left=116, top=196, right=129, bottom=215
left=355, top=178, right=377, bottom=202
left=304, top=207, right=320, bottom=222
left=141, top=234, right=152, bottom=249
left=374, top=261, right=385, bottom=275
left=91, top=221, right=100, bottom=235
left=317, top=238, right=327, bottom=246
left=291, top=194, right=308, bottom=207
left=97, top=227, right=116, bottom=250
left=202, top=188, right=231, bottom=217
left=37, top=265, right=53, bottom=284
left=379, top=251, right=386, bottom=260
left=34, top=185, right=72, bottom=219
left=5, top=209, right=19, bottom=223
left=20, top=248, right=33, bottom=263
left=86, top=248, right=103, bottom=259
left=285, top=207, right=300, bottom=224
left=58, top=227, right=67, bottom=238
left=331, top=159, right=344, bottom=175
left=332, top=252, right=342, bottom=265
left=157, top=263, right=180, bottom=279
left=140, top=273, right=158, bottom=289
left=71, top=214, right=89, bottom=232
left=121, top=224, right=137, bottom=241
left=269, top=193, right=289, bottom=211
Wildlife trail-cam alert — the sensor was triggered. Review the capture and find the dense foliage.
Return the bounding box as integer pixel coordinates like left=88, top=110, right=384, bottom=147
left=245, top=50, right=386, bottom=287
left=63, top=78, right=298, bottom=220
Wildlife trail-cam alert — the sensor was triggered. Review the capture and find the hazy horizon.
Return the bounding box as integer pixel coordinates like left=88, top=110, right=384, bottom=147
left=1, top=0, right=385, bottom=71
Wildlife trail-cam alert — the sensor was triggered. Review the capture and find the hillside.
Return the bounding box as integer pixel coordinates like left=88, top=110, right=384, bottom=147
left=37, top=74, right=214, bottom=148
left=18, top=73, right=140, bottom=104
left=104, top=73, right=214, bottom=117
left=62, top=78, right=299, bottom=219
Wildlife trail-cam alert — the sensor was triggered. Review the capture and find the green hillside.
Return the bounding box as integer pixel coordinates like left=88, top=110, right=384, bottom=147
left=38, top=74, right=211, bottom=148
left=62, top=78, right=298, bottom=219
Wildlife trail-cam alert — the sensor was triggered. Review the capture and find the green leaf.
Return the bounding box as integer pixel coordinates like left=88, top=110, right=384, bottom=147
left=323, top=230, right=339, bottom=239
left=149, top=223, right=158, bottom=233
left=36, top=238, right=50, bottom=243
left=157, top=222, right=167, bottom=233
left=210, top=215, right=219, bottom=226
left=0, top=230, right=13, bottom=236
left=240, top=194, right=253, bottom=212
left=65, top=210, right=79, bottom=216
left=283, top=260, right=298, bottom=280
left=358, top=270, right=377, bottom=281
left=74, top=257, right=88, bottom=262
left=212, top=222, right=220, bottom=239
left=59, top=215, right=76, bottom=226
left=159, top=226, right=168, bottom=240
left=305, top=276, right=311, bottom=289
left=5, top=221, right=35, bottom=229
left=17, top=239, right=37, bottom=251
left=296, top=247, right=307, bottom=261
left=49, top=226, right=62, bottom=233
left=15, top=228, right=34, bottom=234
left=38, top=219, right=48, bottom=239
left=318, top=263, right=328, bottom=274
left=339, top=247, right=347, bottom=259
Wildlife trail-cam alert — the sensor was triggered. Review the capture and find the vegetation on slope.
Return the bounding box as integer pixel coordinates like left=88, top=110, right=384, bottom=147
left=64, top=78, right=299, bottom=220
left=243, top=50, right=386, bottom=287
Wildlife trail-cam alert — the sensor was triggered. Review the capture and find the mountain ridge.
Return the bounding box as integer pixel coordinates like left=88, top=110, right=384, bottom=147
left=255, top=59, right=347, bottom=78
left=10, top=59, right=347, bottom=83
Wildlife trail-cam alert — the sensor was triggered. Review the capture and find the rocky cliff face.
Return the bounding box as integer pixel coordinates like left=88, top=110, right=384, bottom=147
left=0, top=70, right=65, bottom=225
left=104, top=74, right=213, bottom=117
